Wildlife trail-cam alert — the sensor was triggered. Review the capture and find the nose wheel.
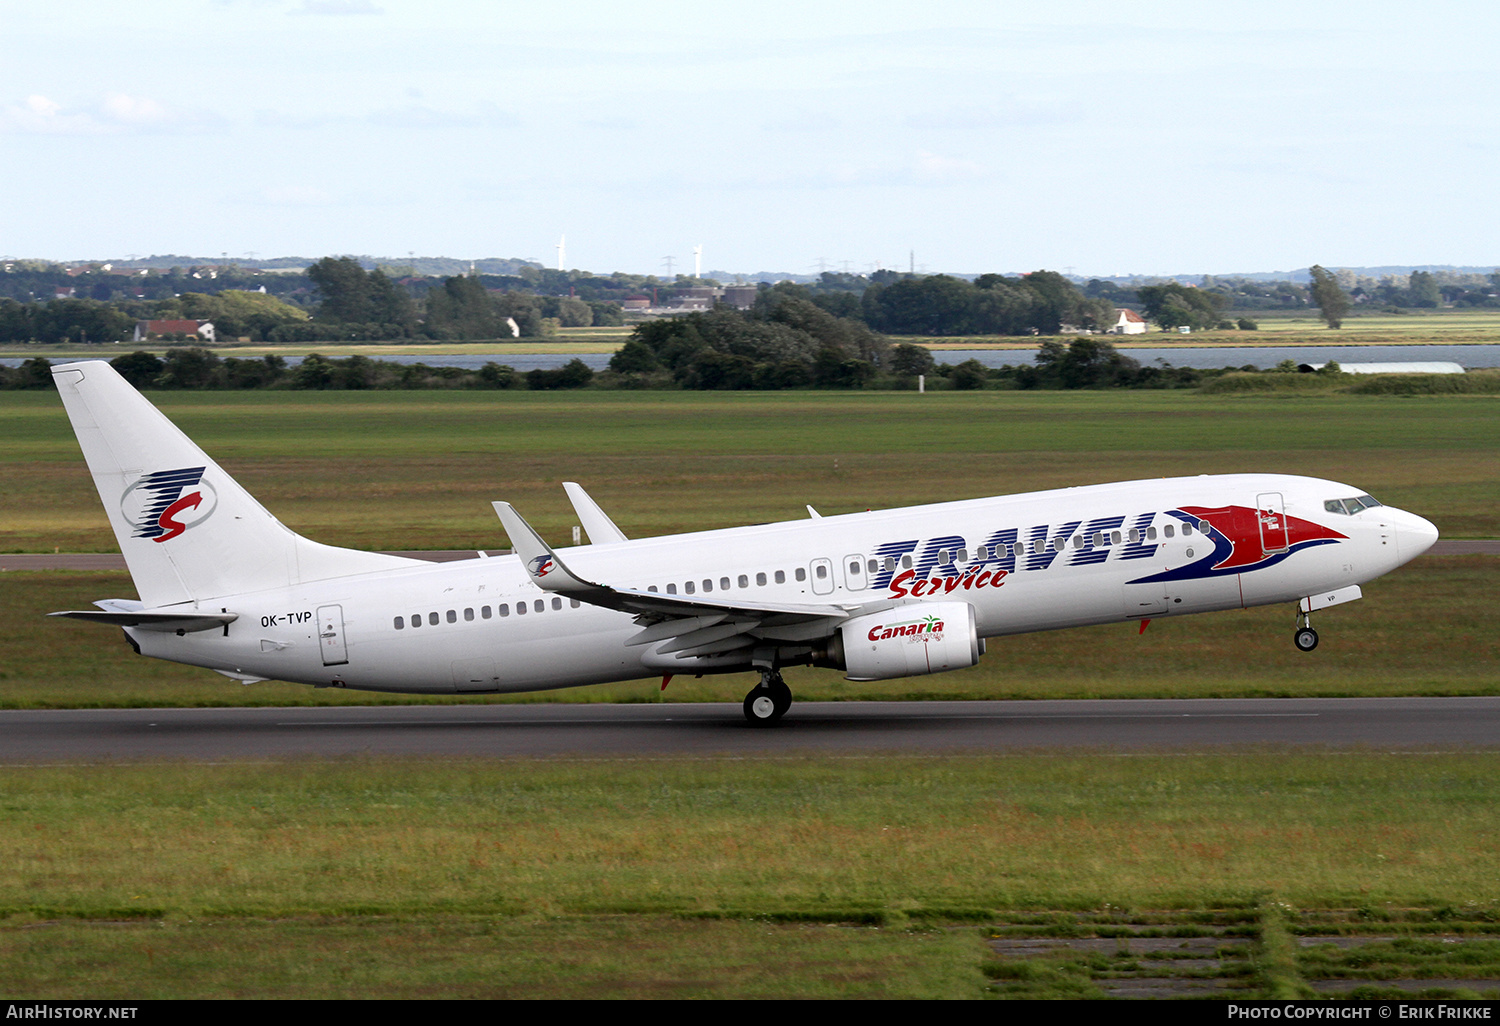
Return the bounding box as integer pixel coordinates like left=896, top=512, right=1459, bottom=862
left=1293, top=608, right=1319, bottom=652
left=743, top=670, right=792, bottom=725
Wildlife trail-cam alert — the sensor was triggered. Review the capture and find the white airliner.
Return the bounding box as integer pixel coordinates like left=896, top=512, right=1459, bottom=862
left=50, top=360, right=1439, bottom=724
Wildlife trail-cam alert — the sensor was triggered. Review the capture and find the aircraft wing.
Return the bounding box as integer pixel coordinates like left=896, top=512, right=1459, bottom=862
left=494, top=502, right=872, bottom=655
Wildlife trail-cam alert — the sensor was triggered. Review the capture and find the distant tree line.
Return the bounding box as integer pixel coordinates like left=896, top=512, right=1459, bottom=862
left=6, top=254, right=1500, bottom=346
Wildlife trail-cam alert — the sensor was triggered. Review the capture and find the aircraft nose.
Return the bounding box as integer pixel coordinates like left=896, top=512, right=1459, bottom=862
left=1389, top=508, right=1439, bottom=561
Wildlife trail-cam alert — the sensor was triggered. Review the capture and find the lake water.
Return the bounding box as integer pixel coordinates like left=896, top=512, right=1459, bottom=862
left=8, top=343, right=1500, bottom=372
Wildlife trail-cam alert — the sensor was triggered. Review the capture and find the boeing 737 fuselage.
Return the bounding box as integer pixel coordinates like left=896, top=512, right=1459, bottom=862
left=49, top=361, right=1439, bottom=724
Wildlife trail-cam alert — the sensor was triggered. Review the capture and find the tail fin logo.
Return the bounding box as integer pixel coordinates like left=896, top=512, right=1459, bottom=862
left=528, top=555, right=554, bottom=578
left=121, top=468, right=217, bottom=543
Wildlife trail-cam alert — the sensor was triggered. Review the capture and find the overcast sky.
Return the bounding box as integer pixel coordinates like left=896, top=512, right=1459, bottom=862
left=3, top=0, right=1495, bottom=277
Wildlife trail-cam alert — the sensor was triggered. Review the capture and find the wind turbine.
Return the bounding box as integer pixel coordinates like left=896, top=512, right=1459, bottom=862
left=556, top=235, right=566, bottom=271
left=693, top=244, right=702, bottom=280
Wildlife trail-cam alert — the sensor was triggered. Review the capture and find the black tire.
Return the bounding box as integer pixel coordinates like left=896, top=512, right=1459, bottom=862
left=768, top=679, right=792, bottom=718
left=1294, top=627, right=1319, bottom=652
left=744, top=688, right=782, bottom=725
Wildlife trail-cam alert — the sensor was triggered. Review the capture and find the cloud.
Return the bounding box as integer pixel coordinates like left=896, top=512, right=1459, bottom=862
left=913, top=150, right=986, bottom=182
left=0, top=93, right=223, bottom=135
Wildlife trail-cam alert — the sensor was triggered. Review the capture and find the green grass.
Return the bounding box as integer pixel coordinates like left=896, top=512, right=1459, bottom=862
left=4, top=556, right=1493, bottom=707
left=4, top=755, right=1495, bottom=917
left=3, top=753, right=1499, bottom=997
left=4, top=389, right=1496, bottom=555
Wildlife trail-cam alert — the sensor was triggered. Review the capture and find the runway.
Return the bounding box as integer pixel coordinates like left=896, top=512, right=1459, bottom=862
left=2, top=697, right=1496, bottom=762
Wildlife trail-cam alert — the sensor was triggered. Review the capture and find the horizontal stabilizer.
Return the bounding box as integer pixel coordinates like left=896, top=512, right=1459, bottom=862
left=50, top=609, right=238, bottom=634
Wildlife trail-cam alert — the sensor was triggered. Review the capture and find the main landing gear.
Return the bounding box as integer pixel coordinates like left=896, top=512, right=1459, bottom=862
left=743, top=669, right=792, bottom=726
left=1294, top=607, right=1319, bottom=652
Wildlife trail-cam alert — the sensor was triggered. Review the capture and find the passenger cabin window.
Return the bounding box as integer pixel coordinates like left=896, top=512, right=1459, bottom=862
left=1183, top=523, right=1193, bottom=536
left=534, top=599, right=544, bottom=613
left=551, top=597, right=562, bottom=610
left=1111, top=531, right=1121, bottom=544
left=901, top=555, right=912, bottom=569
left=775, top=570, right=786, bottom=584
left=793, top=568, right=804, bottom=582
left=410, top=614, right=421, bottom=628
left=866, top=559, right=878, bottom=574
left=516, top=602, right=526, bottom=615
left=756, top=573, right=767, bottom=586
left=684, top=581, right=695, bottom=594
left=667, top=584, right=677, bottom=594
left=1147, top=527, right=1157, bottom=540
left=720, top=577, right=730, bottom=591
left=499, top=604, right=509, bottom=617
left=1163, top=525, right=1175, bottom=538
left=394, top=616, right=404, bottom=630
left=738, top=575, right=749, bottom=588
left=428, top=612, right=439, bottom=626
left=482, top=606, right=492, bottom=619
left=464, top=608, right=474, bottom=621
left=814, top=565, right=827, bottom=580
left=956, top=548, right=968, bottom=563
left=446, top=610, right=457, bottom=623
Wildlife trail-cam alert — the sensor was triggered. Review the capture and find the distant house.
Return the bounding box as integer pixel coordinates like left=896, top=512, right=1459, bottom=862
left=134, top=319, right=216, bottom=343
left=1112, top=308, right=1147, bottom=335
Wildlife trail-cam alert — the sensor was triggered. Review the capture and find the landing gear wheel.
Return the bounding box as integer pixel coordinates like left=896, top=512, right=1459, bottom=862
left=743, top=672, right=792, bottom=726
left=1294, top=627, right=1319, bottom=652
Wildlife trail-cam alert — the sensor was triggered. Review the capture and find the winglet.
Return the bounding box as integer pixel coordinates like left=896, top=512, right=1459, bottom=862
left=562, top=482, right=629, bottom=544
left=806, top=505, right=822, bottom=519
left=492, top=501, right=599, bottom=594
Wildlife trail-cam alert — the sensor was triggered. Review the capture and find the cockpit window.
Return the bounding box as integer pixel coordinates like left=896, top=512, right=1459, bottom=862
left=1325, top=495, right=1383, bottom=515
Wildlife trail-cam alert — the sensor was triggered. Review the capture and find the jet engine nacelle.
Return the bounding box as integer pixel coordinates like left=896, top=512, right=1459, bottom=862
left=838, top=601, right=982, bottom=681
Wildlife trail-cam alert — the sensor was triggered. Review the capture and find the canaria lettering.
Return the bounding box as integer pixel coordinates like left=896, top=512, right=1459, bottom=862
left=867, top=617, right=946, bottom=642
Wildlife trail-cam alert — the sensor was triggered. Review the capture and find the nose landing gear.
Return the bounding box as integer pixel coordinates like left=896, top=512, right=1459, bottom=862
left=743, top=670, right=792, bottom=725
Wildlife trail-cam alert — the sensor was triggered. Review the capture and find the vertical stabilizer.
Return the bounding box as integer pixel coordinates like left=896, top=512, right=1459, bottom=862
left=51, top=361, right=416, bottom=606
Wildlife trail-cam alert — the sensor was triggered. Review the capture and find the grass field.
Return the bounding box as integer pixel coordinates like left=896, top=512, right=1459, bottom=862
left=2, top=753, right=1497, bottom=998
